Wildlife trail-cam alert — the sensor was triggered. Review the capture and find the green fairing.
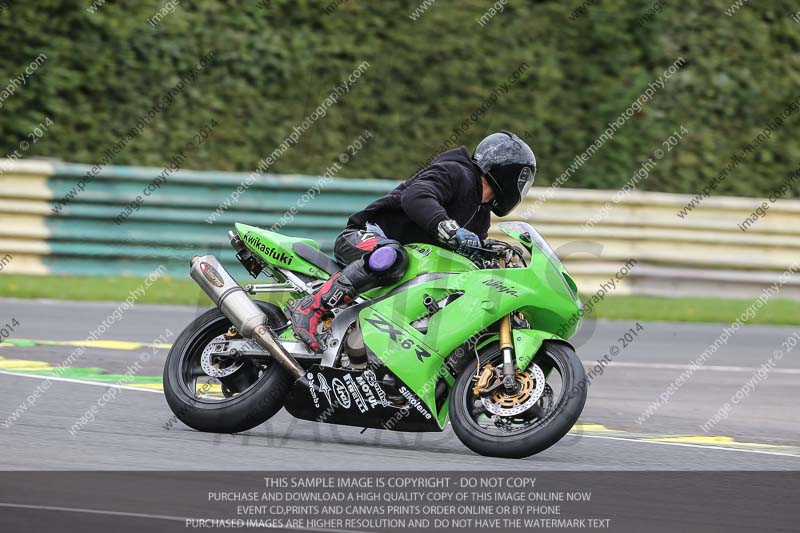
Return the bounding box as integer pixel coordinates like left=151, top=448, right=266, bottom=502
left=513, top=329, right=565, bottom=371
left=358, top=229, right=581, bottom=426
left=232, top=221, right=580, bottom=428
left=235, top=223, right=330, bottom=279
left=362, top=243, right=477, bottom=299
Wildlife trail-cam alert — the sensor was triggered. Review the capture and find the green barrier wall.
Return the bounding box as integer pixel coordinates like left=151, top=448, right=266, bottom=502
left=2, top=160, right=397, bottom=278
left=2, top=160, right=800, bottom=299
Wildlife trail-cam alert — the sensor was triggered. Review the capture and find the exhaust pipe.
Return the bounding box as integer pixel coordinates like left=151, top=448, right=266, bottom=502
left=190, top=255, right=305, bottom=381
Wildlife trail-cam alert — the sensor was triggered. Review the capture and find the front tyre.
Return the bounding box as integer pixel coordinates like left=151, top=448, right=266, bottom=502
left=163, top=301, right=293, bottom=434
left=450, top=341, right=587, bottom=458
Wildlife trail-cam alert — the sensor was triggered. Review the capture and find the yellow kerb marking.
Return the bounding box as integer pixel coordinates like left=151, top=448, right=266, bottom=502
left=0, top=357, right=52, bottom=370
left=571, top=424, right=620, bottom=432
left=128, top=383, right=165, bottom=391
left=643, top=435, right=735, bottom=444
left=34, top=340, right=173, bottom=351
left=642, top=435, right=789, bottom=449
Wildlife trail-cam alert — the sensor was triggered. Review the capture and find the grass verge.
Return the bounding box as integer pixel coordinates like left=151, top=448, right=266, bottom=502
left=0, top=273, right=206, bottom=306
left=1, top=274, right=798, bottom=325
left=584, top=294, right=800, bottom=326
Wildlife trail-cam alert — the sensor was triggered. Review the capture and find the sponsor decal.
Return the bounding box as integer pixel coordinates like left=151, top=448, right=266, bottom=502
left=363, top=370, right=389, bottom=407
left=355, top=375, right=379, bottom=409
left=331, top=377, right=350, bottom=408
left=343, top=374, right=368, bottom=413
left=483, top=278, right=519, bottom=297
left=200, top=262, right=224, bottom=288
left=407, top=244, right=432, bottom=257
left=306, top=372, right=320, bottom=408
left=244, top=232, right=293, bottom=265
left=399, top=386, right=432, bottom=420
left=317, top=373, right=332, bottom=406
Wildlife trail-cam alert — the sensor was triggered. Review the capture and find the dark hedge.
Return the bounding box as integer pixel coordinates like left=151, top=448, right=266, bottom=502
left=1, top=0, right=799, bottom=199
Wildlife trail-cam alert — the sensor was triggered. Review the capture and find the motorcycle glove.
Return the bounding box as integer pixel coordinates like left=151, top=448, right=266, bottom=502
left=437, top=219, right=481, bottom=256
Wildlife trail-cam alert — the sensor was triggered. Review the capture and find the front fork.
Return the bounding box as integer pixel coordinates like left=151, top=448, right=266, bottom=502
left=499, top=314, right=519, bottom=393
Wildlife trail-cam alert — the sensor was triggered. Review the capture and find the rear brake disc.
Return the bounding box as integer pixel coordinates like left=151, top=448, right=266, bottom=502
left=200, top=335, right=245, bottom=378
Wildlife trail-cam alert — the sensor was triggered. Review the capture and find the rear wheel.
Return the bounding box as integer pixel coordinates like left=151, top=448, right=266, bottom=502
left=163, top=301, right=293, bottom=433
left=450, top=340, right=586, bottom=458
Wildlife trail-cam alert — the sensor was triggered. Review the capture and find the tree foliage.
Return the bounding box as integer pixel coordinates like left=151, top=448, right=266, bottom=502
left=1, top=0, right=798, bottom=198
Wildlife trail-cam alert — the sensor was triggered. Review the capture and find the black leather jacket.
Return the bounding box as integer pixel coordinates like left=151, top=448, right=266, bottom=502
left=347, top=147, right=490, bottom=246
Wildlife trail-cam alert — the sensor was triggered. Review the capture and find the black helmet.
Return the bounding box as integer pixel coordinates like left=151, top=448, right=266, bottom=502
left=473, top=131, right=536, bottom=216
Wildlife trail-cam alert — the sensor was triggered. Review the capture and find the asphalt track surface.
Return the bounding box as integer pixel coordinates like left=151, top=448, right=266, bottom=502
left=1, top=298, right=799, bottom=471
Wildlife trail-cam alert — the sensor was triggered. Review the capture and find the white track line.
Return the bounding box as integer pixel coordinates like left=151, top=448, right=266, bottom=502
left=0, top=502, right=369, bottom=533
left=572, top=434, right=800, bottom=459
left=588, top=362, right=800, bottom=374
left=0, top=370, right=164, bottom=394
left=0, top=502, right=187, bottom=522
left=2, top=369, right=798, bottom=459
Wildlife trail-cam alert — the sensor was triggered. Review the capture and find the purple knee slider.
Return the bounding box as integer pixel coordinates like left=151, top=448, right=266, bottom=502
left=368, top=246, right=397, bottom=272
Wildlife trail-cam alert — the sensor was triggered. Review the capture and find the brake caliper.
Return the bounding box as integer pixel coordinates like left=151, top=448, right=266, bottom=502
left=472, top=364, right=495, bottom=396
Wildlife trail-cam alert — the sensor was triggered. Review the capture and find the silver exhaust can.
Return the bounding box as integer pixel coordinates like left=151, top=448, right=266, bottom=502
left=190, top=255, right=305, bottom=380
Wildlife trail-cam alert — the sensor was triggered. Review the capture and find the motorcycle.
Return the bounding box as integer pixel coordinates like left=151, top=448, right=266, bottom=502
left=163, top=221, right=587, bottom=458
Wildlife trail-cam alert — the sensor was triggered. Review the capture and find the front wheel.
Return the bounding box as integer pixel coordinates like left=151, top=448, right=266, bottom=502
left=450, top=340, right=587, bottom=458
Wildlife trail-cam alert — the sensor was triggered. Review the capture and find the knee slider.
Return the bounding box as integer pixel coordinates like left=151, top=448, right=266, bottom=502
left=367, top=243, right=407, bottom=284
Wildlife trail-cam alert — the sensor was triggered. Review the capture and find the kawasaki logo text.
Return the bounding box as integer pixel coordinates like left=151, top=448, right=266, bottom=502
left=245, top=233, right=293, bottom=265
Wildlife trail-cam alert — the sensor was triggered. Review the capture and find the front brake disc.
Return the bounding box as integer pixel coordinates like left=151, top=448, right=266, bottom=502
left=481, top=363, right=546, bottom=417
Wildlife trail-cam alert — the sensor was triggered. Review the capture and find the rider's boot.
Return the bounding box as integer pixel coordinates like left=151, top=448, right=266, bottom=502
left=289, top=258, right=378, bottom=352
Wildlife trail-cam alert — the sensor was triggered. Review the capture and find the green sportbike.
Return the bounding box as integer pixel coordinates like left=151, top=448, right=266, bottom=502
left=163, top=221, right=587, bottom=458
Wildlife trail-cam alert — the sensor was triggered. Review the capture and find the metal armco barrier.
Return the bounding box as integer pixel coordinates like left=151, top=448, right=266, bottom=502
left=1, top=159, right=798, bottom=299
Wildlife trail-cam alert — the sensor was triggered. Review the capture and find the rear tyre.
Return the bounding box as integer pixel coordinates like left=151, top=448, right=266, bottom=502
left=163, top=302, right=293, bottom=433
left=450, top=340, right=586, bottom=458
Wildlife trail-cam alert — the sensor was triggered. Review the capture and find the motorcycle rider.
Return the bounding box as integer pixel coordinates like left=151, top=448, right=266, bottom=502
left=290, top=131, right=537, bottom=352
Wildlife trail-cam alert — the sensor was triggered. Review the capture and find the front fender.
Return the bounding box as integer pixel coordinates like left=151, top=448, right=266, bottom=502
left=513, top=329, right=574, bottom=371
